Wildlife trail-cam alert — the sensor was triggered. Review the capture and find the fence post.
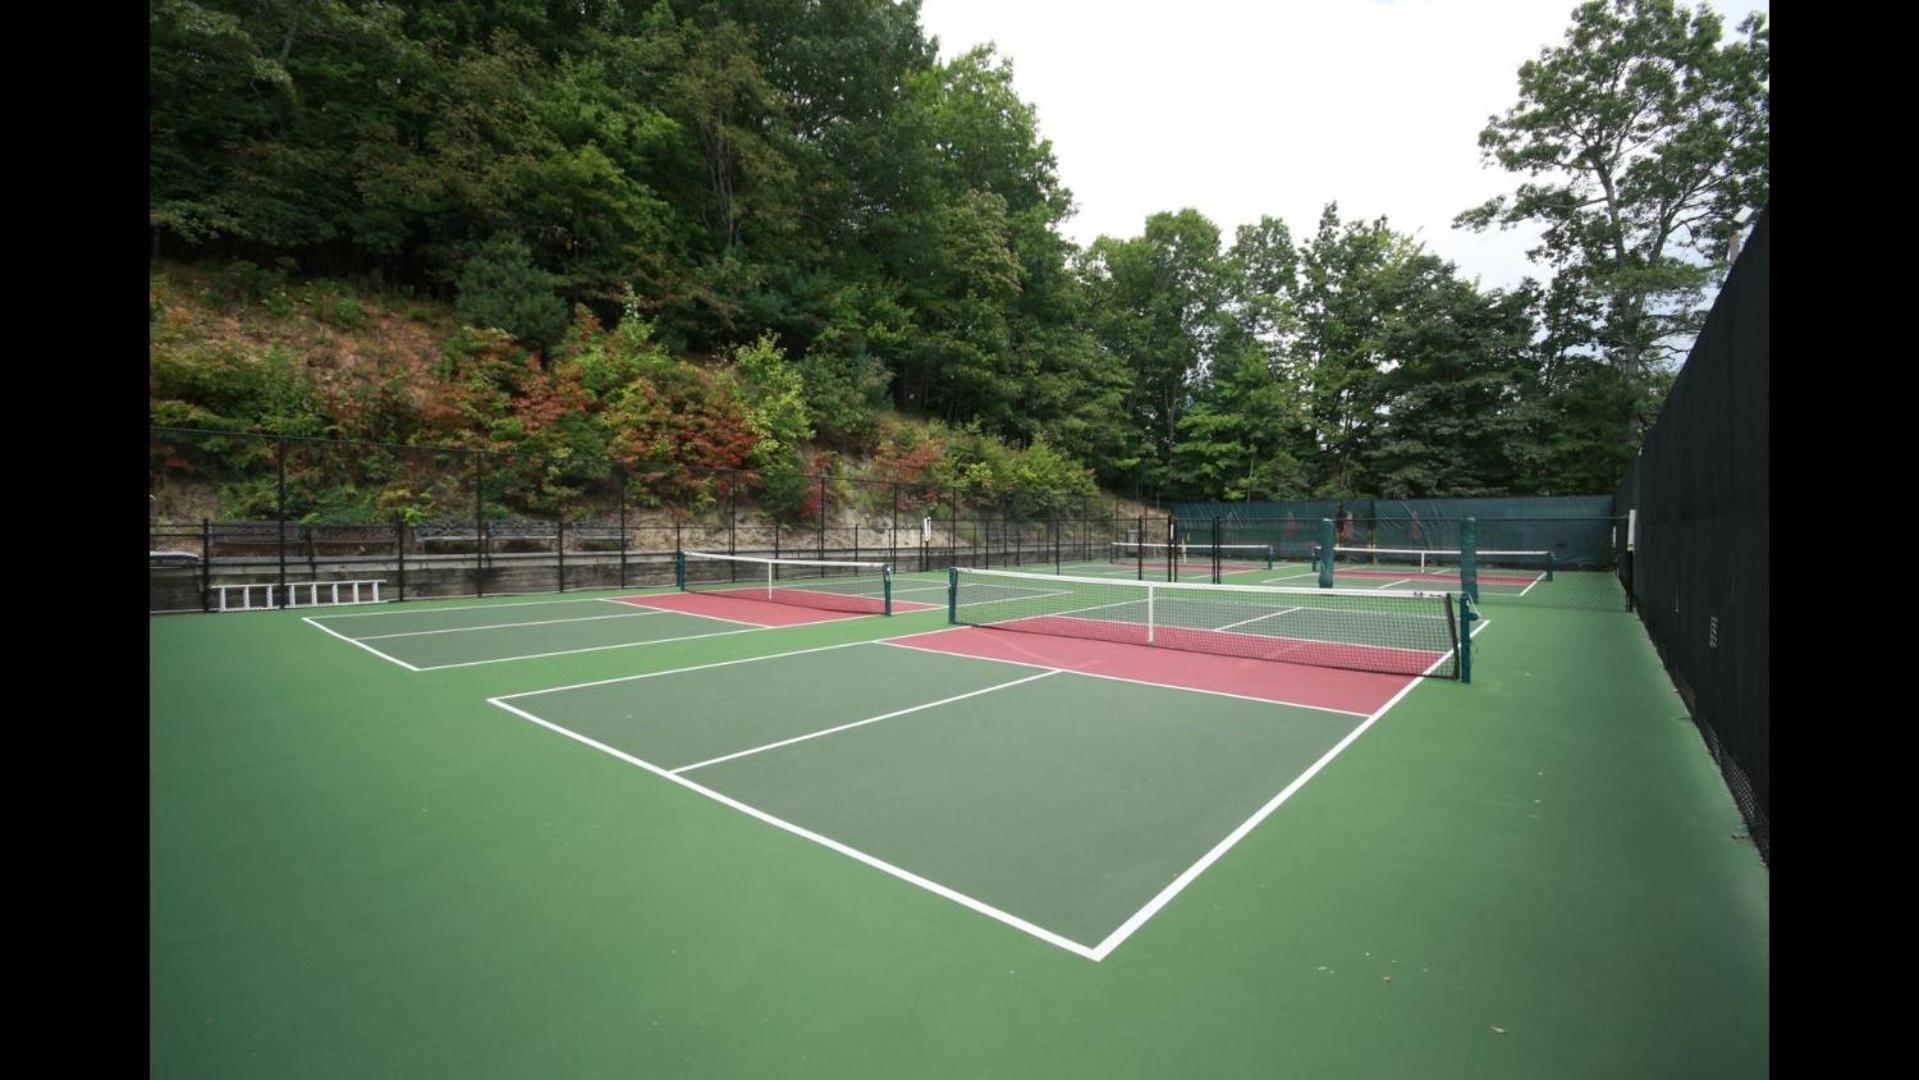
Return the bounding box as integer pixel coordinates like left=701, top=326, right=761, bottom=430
left=1213, top=515, right=1223, bottom=583
left=201, top=518, right=212, bottom=612
left=817, top=475, right=827, bottom=565
left=276, top=436, right=288, bottom=608
left=474, top=451, right=486, bottom=598
left=1318, top=518, right=1336, bottom=588
left=1136, top=514, right=1145, bottom=580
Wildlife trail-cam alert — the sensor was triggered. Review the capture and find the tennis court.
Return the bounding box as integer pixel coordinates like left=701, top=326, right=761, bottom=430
left=151, top=551, right=1766, bottom=1077
left=488, top=627, right=1445, bottom=959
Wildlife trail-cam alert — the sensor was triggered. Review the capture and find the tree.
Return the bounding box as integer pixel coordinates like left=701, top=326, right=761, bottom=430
left=455, top=237, right=571, bottom=353
left=1455, top=0, right=1768, bottom=431
left=1081, top=209, right=1232, bottom=497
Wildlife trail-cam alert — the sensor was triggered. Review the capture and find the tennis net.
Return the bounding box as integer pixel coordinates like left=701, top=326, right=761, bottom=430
left=678, top=551, right=893, bottom=615
left=950, top=567, right=1465, bottom=678
left=1109, top=541, right=1275, bottom=569
left=1316, top=546, right=1552, bottom=574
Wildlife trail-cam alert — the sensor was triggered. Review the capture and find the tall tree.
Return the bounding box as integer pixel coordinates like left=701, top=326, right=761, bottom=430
left=1455, top=0, right=1768, bottom=437
left=1080, top=209, right=1231, bottom=497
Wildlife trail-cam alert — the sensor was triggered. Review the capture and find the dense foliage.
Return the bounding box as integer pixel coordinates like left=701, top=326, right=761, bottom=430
left=150, top=0, right=1768, bottom=505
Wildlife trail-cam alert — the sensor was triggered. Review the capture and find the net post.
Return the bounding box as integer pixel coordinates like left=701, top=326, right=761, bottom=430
left=947, top=566, right=958, bottom=623
left=1458, top=594, right=1474, bottom=683
left=395, top=517, right=407, bottom=603
left=1147, top=581, right=1157, bottom=644
left=883, top=566, right=893, bottom=616
left=557, top=518, right=567, bottom=593
left=1317, top=518, right=1335, bottom=587
left=1546, top=550, right=1556, bottom=582
left=674, top=550, right=686, bottom=590
left=1460, top=517, right=1479, bottom=603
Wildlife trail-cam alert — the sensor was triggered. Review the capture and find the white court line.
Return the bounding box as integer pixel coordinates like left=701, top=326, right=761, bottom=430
left=874, top=639, right=1371, bottom=718
left=493, top=639, right=884, bottom=699
left=1261, top=572, right=1320, bottom=584
left=302, top=616, right=423, bottom=671
left=1215, top=606, right=1304, bottom=632
left=1083, top=614, right=1493, bottom=960
left=412, top=621, right=841, bottom=672
left=672, top=670, right=1060, bottom=774
left=475, top=621, right=1020, bottom=698
left=486, top=695, right=1102, bottom=960
left=357, top=609, right=669, bottom=640
left=606, top=596, right=775, bottom=628
left=957, top=588, right=1071, bottom=609
left=307, top=593, right=670, bottom=621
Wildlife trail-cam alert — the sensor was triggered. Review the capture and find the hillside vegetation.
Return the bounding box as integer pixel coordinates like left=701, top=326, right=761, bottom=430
left=150, top=261, right=1106, bottom=527
left=149, top=1, right=1768, bottom=507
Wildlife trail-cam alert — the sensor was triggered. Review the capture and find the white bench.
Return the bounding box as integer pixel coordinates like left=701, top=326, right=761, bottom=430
left=212, top=580, right=384, bottom=611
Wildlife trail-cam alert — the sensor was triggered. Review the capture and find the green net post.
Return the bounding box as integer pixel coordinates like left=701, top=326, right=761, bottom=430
left=1460, top=517, right=1479, bottom=603
left=1546, top=550, right=1556, bottom=582
left=1459, top=596, right=1476, bottom=684
left=675, top=550, right=686, bottom=590
left=1265, top=544, right=1275, bottom=571
left=1317, top=518, right=1336, bottom=588
left=883, top=567, right=894, bottom=616
left=947, top=566, right=958, bottom=623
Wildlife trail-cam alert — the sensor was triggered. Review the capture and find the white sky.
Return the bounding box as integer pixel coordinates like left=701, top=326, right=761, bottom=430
left=916, top=0, right=1769, bottom=292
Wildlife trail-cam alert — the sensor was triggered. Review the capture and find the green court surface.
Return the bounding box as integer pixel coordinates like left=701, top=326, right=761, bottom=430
left=151, top=577, right=1767, bottom=1077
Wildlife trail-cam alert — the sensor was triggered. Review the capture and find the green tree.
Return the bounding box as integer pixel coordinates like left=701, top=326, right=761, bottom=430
left=1080, top=209, right=1232, bottom=497
left=1456, top=0, right=1769, bottom=439
left=455, top=237, right=571, bottom=353
left=1364, top=271, right=1540, bottom=497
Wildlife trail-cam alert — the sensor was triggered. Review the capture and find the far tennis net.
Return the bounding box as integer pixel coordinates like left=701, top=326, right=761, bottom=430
left=679, top=551, right=894, bottom=615
left=1109, top=542, right=1275, bottom=569
left=1315, top=546, right=1553, bottom=574
left=950, top=567, right=1466, bottom=679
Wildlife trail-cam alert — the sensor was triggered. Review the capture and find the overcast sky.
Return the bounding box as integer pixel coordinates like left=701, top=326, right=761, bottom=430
left=915, top=0, right=1769, bottom=292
